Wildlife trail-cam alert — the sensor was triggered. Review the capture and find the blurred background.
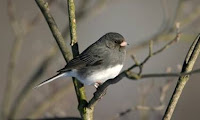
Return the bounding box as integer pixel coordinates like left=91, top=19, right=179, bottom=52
left=1, top=0, right=200, bottom=120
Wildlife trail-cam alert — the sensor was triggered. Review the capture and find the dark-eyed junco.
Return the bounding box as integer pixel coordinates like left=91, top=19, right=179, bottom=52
left=35, top=32, right=127, bottom=88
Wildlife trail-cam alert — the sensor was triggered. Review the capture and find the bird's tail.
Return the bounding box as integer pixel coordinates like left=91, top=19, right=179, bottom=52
left=34, top=73, right=67, bottom=89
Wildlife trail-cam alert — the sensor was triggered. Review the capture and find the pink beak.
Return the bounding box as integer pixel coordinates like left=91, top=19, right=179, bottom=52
left=120, top=41, right=128, bottom=47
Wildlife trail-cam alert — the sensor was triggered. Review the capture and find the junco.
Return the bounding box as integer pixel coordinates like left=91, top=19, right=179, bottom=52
left=35, top=32, right=127, bottom=88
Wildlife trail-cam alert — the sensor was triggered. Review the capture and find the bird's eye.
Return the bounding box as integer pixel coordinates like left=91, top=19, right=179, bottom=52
left=115, top=40, right=118, bottom=43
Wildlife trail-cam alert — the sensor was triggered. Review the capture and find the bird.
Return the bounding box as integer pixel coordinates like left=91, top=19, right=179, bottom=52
left=35, top=32, right=127, bottom=88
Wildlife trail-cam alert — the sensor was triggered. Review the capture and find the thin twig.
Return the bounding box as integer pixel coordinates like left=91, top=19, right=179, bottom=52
left=126, top=68, right=200, bottom=80
left=68, top=0, right=77, bottom=46
left=128, top=23, right=180, bottom=75
left=162, top=34, right=200, bottom=120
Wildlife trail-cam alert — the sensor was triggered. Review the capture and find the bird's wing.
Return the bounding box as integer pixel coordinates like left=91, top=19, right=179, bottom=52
left=57, top=51, right=104, bottom=73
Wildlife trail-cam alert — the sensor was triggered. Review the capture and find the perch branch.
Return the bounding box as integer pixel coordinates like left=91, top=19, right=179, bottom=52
left=67, top=1, right=91, bottom=120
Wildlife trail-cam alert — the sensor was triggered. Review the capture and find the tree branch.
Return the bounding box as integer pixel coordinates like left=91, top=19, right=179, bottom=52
left=35, top=0, right=72, bottom=62
left=126, top=68, right=200, bottom=79
left=67, top=0, right=89, bottom=120
left=162, top=34, right=200, bottom=120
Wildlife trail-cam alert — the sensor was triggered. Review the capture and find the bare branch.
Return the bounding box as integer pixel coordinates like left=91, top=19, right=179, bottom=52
left=128, top=23, right=180, bottom=76
left=67, top=1, right=89, bottom=120
left=87, top=71, right=126, bottom=108
left=162, top=34, right=200, bottom=120
left=35, top=0, right=72, bottom=62
left=126, top=68, right=200, bottom=79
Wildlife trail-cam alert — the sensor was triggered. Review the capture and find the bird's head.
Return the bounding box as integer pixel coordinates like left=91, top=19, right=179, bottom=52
left=102, top=32, right=128, bottom=49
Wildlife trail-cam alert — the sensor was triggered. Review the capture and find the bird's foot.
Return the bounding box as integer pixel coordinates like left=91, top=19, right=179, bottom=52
left=94, top=82, right=102, bottom=89
left=94, top=82, right=107, bottom=99
left=94, top=83, right=100, bottom=89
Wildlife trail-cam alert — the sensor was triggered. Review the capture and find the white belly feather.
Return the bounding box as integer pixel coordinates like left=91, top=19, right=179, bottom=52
left=69, top=64, right=123, bottom=85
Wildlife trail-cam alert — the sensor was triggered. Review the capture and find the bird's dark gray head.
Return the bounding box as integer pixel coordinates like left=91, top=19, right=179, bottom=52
left=100, top=32, right=127, bottom=49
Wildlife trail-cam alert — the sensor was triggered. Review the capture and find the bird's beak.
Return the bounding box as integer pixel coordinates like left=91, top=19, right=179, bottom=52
left=120, top=41, right=128, bottom=47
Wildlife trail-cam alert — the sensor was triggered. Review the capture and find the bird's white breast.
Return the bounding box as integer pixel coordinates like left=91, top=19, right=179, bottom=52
left=78, top=64, right=123, bottom=85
